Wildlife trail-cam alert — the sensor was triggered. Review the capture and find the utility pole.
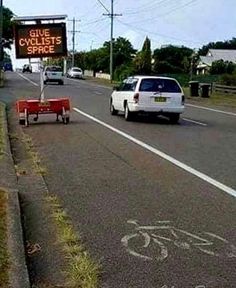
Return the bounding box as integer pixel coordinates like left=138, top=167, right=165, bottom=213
left=68, top=18, right=80, bottom=67
left=103, top=0, right=122, bottom=82
left=72, top=17, right=75, bottom=66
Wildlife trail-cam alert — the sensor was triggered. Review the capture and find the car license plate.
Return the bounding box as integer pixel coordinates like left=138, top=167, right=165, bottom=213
left=155, top=97, right=166, bottom=102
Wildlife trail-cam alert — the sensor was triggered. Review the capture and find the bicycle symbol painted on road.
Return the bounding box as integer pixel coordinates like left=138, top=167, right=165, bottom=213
left=121, top=220, right=236, bottom=261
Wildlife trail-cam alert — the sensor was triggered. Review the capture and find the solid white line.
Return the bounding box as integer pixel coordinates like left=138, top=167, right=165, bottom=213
left=66, top=77, right=80, bottom=83
left=186, top=103, right=236, bottom=117
left=73, top=107, right=236, bottom=198
left=16, top=72, right=39, bottom=87
left=182, top=118, right=207, bottom=126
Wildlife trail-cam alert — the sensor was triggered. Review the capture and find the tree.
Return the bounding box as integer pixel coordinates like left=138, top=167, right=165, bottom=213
left=103, top=37, right=136, bottom=71
left=79, top=37, right=136, bottom=77
left=134, top=37, right=152, bottom=75
left=153, top=45, right=193, bottom=74
left=198, top=38, right=236, bottom=56
left=2, top=6, right=15, bottom=49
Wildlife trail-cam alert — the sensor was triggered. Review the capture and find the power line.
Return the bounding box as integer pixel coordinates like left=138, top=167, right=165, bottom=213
left=80, top=17, right=107, bottom=27
left=116, top=18, right=202, bottom=45
left=96, top=0, right=110, bottom=13
left=125, top=0, right=168, bottom=14
left=124, top=0, right=199, bottom=25
left=124, top=0, right=172, bottom=15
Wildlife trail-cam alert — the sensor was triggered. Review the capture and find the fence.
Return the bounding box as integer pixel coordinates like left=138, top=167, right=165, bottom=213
left=213, top=83, right=236, bottom=94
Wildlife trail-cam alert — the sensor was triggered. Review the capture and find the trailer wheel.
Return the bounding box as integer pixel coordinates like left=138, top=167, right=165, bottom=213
left=63, top=116, right=70, bottom=124
left=19, top=119, right=25, bottom=125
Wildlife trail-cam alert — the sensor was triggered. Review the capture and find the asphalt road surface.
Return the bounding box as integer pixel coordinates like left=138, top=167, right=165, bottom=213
left=2, top=72, right=236, bottom=288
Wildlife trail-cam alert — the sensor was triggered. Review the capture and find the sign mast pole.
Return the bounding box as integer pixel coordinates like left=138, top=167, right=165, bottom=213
left=40, top=57, right=44, bottom=101
left=35, top=19, right=45, bottom=102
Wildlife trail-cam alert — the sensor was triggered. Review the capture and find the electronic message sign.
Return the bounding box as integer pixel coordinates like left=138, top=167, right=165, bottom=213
left=14, top=23, right=67, bottom=59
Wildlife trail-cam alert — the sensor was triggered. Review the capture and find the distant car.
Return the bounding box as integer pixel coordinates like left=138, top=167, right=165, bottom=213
left=67, top=67, right=83, bottom=79
left=43, top=66, right=64, bottom=85
left=110, top=75, right=185, bottom=123
left=22, top=64, right=32, bottom=73
left=3, top=63, right=13, bottom=71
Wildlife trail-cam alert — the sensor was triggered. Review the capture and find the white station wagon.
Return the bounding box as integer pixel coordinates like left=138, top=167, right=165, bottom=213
left=43, top=66, right=64, bottom=85
left=110, top=76, right=185, bottom=123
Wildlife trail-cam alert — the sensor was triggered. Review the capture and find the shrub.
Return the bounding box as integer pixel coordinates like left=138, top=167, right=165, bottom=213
left=210, top=60, right=236, bottom=75
left=219, top=73, right=236, bottom=86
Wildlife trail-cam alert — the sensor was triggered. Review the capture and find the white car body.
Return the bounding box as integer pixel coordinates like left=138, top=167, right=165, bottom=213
left=110, top=76, right=185, bottom=123
left=67, top=67, right=83, bottom=79
left=43, top=66, right=64, bottom=85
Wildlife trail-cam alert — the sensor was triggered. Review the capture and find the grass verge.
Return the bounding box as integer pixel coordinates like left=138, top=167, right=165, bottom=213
left=85, top=76, right=119, bottom=88
left=0, top=189, right=9, bottom=287
left=46, top=195, right=100, bottom=288
left=0, top=103, right=5, bottom=158
left=21, top=133, right=47, bottom=176
left=183, top=87, right=236, bottom=108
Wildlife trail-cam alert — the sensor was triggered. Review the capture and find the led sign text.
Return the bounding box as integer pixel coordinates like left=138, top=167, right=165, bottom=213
left=15, top=23, right=67, bottom=59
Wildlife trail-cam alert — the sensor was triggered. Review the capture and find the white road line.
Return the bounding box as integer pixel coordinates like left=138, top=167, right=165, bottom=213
left=94, top=91, right=103, bottom=95
left=186, top=103, right=236, bottom=117
left=182, top=118, right=207, bottom=126
left=66, top=78, right=81, bottom=83
left=17, top=72, right=39, bottom=87
left=73, top=107, right=236, bottom=198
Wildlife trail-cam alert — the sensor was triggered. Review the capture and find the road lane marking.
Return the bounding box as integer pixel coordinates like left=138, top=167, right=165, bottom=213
left=73, top=107, right=236, bottom=198
left=94, top=91, right=103, bottom=95
left=182, top=118, right=207, bottom=126
left=66, top=78, right=81, bottom=83
left=67, top=77, right=110, bottom=89
left=16, top=72, right=39, bottom=87
left=186, top=104, right=236, bottom=117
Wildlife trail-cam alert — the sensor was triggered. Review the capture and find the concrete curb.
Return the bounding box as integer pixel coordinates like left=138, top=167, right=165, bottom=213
left=0, top=103, right=30, bottom=288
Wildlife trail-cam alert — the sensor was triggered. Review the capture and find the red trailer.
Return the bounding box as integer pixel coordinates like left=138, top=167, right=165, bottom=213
left=16, top=98, right=70, bottom=125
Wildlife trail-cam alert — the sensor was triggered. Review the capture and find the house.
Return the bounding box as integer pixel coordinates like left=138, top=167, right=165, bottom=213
left=196, top=49, right=236, bottom=75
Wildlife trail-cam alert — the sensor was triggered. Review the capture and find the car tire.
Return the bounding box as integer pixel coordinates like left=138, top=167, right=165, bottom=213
left=59, top=81, right=64, bottom=85
left=110, top=99, right=118, bottom=115
left=169, top=113, right=180, bottom=124
left=44, top=80, right=47, bottom=85
left=124, top=104, right=133, bottom=121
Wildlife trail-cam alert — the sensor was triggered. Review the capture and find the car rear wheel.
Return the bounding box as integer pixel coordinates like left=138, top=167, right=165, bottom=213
left=110, top=99, right=118, bottom=115
left=124, top=104, right=133, bottom=121
left=169, top=113, right=180, bottom=124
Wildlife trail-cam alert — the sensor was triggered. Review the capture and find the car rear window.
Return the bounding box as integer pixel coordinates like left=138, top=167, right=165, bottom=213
left=139, top=78, right=181, bottom=93
left=46, top=67, right=62, bottom=72
left=120, top=78, right=138, bottom=91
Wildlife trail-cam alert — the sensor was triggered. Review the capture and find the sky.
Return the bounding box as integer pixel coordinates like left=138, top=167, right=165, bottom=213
left=4, top=0, right=236, bottom=68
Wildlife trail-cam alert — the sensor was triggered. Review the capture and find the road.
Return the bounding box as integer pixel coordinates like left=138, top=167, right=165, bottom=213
left=2, top=72, right=236, bottom=288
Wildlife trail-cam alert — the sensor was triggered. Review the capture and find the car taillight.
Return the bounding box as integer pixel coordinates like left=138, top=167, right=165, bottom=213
left=182, top=95, right=185, bottom=104
left=134, top=93, right=139, bottom=103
